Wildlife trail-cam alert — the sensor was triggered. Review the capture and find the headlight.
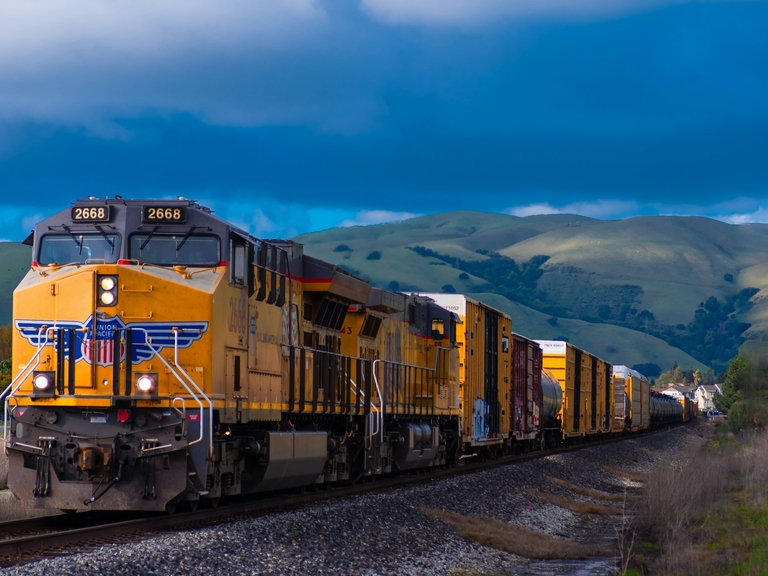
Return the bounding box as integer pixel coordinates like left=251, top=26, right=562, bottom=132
left=34, top=374, right=52, bottom=390
left=31, top=370, right=55, bottom=397
left=97, top=275, right=118, bottom=307
left=135, top=373, right=158, bottom=396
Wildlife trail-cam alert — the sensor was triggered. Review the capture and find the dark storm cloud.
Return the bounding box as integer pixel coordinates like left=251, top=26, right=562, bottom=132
left=0, top=1, right=767, bottom=237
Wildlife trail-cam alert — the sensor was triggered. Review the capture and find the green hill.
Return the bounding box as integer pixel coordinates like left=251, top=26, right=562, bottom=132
left=0, top=243, right=31, bottom=325
left=2, top=212, right=762, bottom=374
left=298, top=211, right=768, bottom=373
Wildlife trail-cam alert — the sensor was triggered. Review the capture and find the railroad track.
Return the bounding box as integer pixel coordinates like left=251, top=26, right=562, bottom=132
left=0, top=426, right=678, bottom=566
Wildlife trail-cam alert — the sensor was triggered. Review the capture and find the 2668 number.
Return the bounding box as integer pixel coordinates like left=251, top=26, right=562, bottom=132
left=145, top=207, right=183, bottom=221
left=72, top=206, right=109, bottom=221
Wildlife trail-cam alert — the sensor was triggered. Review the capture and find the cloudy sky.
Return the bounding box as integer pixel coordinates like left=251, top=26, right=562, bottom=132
left=0, top=0, right=766, bottom=240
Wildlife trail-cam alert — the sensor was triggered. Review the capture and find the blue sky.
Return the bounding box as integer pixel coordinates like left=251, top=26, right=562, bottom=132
left=1, top=0, right=767, bottom=240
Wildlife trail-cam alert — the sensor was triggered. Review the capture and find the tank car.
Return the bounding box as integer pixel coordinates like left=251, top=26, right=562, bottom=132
left=2, top=199, right=461, bottom=513
left=540, top=368, right=564, bottom=447
left=651, top=392, right=684, bottom=425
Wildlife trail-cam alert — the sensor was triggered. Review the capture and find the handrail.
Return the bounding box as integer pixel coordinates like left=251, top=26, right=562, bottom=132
left=172, top=327, right=214, bottom=457
left=129, top=328, right=209, bottom=454
left=343, top=373, right=381, bottom=451
left=2, top=327, right=50, bottom=446
left=371, top=346, right=448, bottom=450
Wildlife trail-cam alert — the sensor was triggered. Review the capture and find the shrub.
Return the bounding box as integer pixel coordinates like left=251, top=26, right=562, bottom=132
left=547, top=316, right=558, bottom=327
left=724, top=273, right=734, bottom=283
left=441, top=284, right=456, bottom=293
left=459, top=272, right=469, bottom=280
left=632, top=363, right=662, bottom=378
left=366, top=251, right=381, bottom=261
left=333, top=244, right=352, bottom=253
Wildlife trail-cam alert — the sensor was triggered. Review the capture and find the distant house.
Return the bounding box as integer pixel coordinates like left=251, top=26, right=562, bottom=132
left=694, top=384, right=722, bottom=412
left=661, top=385, right=696, bottom=401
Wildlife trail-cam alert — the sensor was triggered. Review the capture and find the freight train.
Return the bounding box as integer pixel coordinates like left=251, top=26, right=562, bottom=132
left=1, top=198, right=688, bottom=513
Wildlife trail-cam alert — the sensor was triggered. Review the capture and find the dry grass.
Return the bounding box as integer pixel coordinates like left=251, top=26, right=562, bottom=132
left=546, top=475, right=628, bottom=502
left=631, top=431, right=768, bottom=575
left=523, top=487, right=619, bottom=515
left=602, top=465, right=646, bottom=484
left=420, top=506, right=601, bottom=560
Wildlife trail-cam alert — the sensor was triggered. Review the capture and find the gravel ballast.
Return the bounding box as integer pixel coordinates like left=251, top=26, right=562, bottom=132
left=2, top=422, right=706, bottom=575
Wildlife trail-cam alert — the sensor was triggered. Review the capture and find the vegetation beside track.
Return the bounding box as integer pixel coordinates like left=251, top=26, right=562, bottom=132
left=625, top=355, right=768, bottom=575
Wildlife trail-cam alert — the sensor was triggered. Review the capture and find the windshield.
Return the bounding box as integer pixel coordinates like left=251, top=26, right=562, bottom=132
left=38, top=233, right=120, bottom=265
left=129, top=234, right=220, bottom=266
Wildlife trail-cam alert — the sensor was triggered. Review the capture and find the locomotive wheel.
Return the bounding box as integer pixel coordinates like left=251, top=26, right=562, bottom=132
left=165, top=495, right=184, bottom=515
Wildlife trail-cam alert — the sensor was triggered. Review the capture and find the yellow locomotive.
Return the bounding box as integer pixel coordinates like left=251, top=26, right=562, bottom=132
left=2, top=199, right=460, bottom=512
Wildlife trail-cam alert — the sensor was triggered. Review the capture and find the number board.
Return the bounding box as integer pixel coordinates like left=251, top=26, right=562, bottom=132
left=142, top=206, right=186, bottom=223
left=71, top=206, right=112, bottom=223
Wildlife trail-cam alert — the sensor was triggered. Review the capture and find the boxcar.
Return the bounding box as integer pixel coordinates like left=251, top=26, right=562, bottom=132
left=535, top=341, right=612, bottom=440
left=417, top=294, right=511, bottom=455
left=613, top=365, right=651, bottom=432
left=510, top=333, right=542, bottom=452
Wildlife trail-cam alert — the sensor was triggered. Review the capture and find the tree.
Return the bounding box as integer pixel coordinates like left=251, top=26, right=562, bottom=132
left=704, top=367, right=715, bottom=385
left=0, top=325, right=11, bottom=362
left=333, top=244, right=352, bottom=253
left=657, top=362, right=684, bottom=387
left=366, top=251, right=381, bottom=261
left=0, top=358, right=10, bottom=394
left=631, top=363, right=662, bottom=378
left=388, top=281, right=400, bottom=292
left=693, top=369, right=702, bottom=386
left=715, top=354, right=751, bottom=411
left=441, top=284, right=457, bottom=294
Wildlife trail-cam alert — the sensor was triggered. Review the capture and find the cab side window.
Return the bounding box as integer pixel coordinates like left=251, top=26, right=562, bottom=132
left=431, top=318, right=445, bottom=340
left=231, top=240, right=246, bottom=286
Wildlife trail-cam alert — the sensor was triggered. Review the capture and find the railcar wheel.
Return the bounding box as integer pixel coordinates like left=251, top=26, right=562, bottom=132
left=166, top=496, right=183, bottom=515
left=208, top=498, right=220, bottom=509
left=187, top=500, right=199, bottom=512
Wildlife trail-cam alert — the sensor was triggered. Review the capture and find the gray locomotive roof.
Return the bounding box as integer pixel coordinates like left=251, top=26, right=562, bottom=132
left=31, top=197, right=257, bottom=247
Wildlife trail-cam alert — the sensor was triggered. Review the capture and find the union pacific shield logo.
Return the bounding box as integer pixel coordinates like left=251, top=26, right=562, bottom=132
left=15, top=315, right=208, bottom=367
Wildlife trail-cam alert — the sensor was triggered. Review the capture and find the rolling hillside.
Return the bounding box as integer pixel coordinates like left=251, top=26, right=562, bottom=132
left=1, top=211, right=763, bottom=373
left=298, top=211, right=768, bottom=373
